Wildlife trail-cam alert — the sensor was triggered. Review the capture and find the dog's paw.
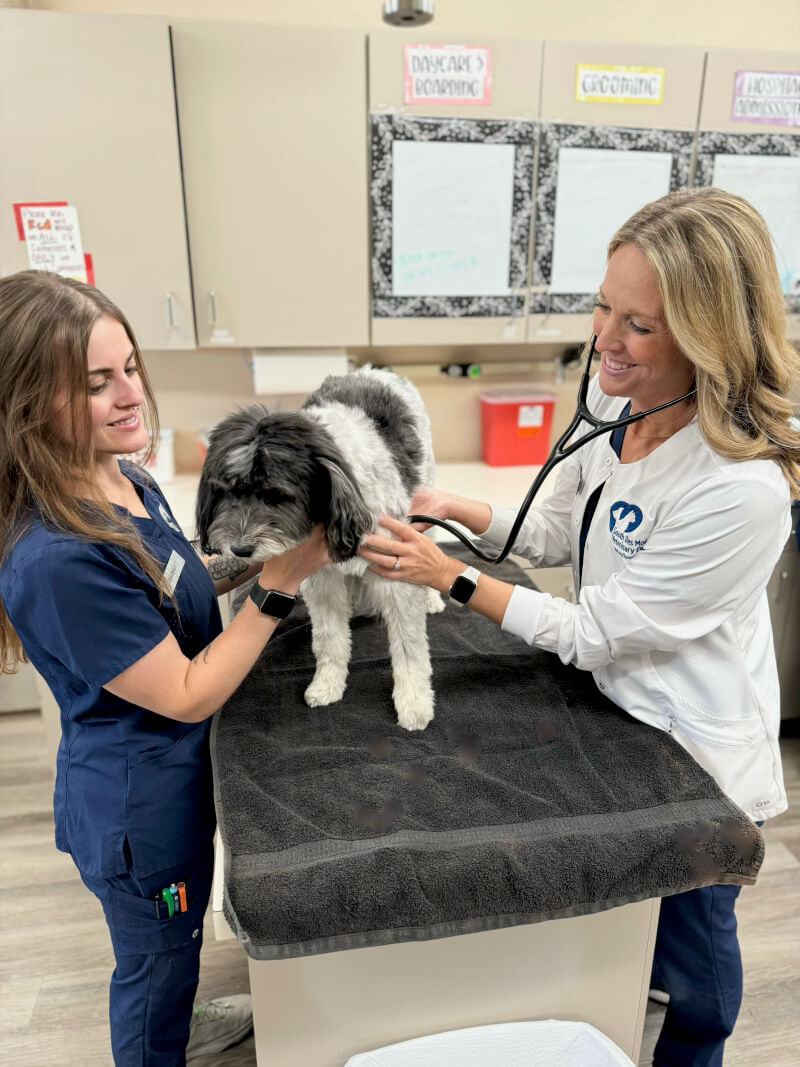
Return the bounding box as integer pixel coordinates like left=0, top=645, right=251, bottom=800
left=425, top=588, right=446, bottom=615
left=304, top=674, right=347, bottom=707
left=394, top=686, right=435, bottom=732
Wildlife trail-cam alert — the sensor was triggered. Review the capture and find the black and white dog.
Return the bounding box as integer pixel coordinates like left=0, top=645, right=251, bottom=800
left=196, top=366, right=443, bottom=731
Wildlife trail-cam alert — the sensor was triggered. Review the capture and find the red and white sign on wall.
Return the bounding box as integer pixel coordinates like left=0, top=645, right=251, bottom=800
left=13, top=200, right=95, bottom=284
left=19, top=204, right=87, bottom=282
left=404, top=44, right=492, bottom=106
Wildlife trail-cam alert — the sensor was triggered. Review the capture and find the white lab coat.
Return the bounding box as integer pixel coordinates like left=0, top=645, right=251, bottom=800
left=484, top=376, right=789, bottom=821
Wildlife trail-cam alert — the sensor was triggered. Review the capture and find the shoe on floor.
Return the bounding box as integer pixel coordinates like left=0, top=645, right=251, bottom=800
left=648, top=986, right=670, bottom=1006
left=186, top=994, right=253, bottom=1061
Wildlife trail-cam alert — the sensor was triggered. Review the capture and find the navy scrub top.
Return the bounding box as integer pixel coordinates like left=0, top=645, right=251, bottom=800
left=577, top=401, right=629, bottom=584
left=0, top=464, right=223, bottom=878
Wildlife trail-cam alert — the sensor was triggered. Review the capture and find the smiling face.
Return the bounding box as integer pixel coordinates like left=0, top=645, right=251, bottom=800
left=593, top=243, right=695, bottom=410
left=85, top=314, right=148, bottom=458
left=52, top=313, right=149, bottom=463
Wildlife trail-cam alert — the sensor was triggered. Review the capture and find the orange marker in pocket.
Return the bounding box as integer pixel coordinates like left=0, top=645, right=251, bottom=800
left=177, top=881, right=187, bottom=912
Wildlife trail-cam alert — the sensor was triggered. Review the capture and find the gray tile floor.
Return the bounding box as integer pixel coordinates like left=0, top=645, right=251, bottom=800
left=2, top=709, right=798, bottom=1066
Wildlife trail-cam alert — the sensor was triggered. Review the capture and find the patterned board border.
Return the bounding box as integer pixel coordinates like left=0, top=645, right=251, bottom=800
left=370, top=113, right=536, bottom=318
left=529, top=123, right=695, bottom=315
left=695, top=130, right=800, bottom=315
left=370, top=117, right=798, bottom=319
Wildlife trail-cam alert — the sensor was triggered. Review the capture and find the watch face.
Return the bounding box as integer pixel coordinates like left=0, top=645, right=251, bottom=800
left=251, top=587, right=297, bottom=618
left=263, top=591, right=296, bottom=618
left=449, top=573, right=477, bottom=604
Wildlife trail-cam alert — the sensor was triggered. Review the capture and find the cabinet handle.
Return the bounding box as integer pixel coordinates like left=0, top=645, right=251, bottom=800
left=208, top=290, right=217, bottom=326
left=165, top=291, right=176, bottom=328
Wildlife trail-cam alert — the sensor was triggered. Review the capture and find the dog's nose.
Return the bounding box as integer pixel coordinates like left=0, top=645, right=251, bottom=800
left=230, top=542, right=255, bottom=558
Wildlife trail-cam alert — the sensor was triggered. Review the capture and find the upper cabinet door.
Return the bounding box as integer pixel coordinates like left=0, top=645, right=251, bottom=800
left=0, top=10, right=195, bottom=350
left=172, top=21, right=370, bottom=348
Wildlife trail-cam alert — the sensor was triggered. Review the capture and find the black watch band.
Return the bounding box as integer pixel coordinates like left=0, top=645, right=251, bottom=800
left=249, top=585, right=297, bottom=619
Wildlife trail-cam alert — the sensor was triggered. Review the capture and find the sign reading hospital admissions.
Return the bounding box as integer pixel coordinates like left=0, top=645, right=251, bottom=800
left=575, top=64, right=665, bottom=105
left=404, top=44, right=491, bottom=106
left=731, top=70, right=800, bottom=127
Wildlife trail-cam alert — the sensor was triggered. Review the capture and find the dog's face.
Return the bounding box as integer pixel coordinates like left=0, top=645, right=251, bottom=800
left=196, top=406, right=372, bottom=563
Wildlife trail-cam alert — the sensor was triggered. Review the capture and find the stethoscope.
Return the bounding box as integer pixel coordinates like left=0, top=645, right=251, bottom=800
left=408, top=334, right=697, bottom=565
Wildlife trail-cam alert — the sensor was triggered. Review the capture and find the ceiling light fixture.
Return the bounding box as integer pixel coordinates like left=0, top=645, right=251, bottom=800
left=382, top=1, right=434, bottom=28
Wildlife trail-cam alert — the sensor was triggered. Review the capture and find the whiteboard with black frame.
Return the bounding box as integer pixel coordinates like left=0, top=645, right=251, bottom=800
left=530, top=123, right=694, bottom=317
left=370, top=113, right=536, bottom=320
left=695, top=130, right=800, bottom=314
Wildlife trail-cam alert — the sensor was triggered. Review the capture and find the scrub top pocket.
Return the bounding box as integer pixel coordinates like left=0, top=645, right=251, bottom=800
left=125, top=724, right=216, bottom=876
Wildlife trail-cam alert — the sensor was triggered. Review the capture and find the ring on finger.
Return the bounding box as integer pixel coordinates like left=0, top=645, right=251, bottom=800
left=393, top=556, right=401, bottom=571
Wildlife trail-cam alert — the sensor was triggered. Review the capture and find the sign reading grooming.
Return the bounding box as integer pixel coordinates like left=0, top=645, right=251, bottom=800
left=19, top=204, right=87, bottom=282
left=731, top=70, right=800, bottom=127
left=404, top=44, right=491, bottom=105
left=575, top=64, right=665, bottom=105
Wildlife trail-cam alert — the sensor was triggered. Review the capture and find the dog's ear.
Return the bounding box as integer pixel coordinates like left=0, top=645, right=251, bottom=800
left=313, top=447, right=372, bottom=563
left=194, top=473, right=218, bottom=556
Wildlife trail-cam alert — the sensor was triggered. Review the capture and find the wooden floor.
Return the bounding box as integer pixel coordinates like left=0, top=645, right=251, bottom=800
left=1, top=709, right=798, bottom=1066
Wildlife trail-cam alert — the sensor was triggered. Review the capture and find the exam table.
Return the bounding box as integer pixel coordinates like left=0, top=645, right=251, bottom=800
left=210, top=549, right=763, bottom=1065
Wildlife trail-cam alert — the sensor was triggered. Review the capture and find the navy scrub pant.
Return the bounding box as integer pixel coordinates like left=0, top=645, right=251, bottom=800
left=80, top=842, right=215, bottom=1067
left=651, top=883, right=743, bottom=1067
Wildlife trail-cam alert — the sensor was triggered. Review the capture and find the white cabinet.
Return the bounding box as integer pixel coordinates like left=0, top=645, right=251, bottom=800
left=0, top=9, right=195, bottom=350
left=171, top=21, right=370, bottom=348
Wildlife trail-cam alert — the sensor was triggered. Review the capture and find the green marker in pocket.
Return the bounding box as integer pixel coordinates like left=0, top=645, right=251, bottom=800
left=161, top=887, right=175, bottom=918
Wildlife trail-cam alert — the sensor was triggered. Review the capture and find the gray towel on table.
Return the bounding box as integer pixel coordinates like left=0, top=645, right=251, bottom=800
left=211, top=548, right=763, bottom=960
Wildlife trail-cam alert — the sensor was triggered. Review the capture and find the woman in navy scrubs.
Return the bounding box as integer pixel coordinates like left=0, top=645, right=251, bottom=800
left=0, top=270, right=329, bottom=1066
left=361, top=188, right=800, bottom=1067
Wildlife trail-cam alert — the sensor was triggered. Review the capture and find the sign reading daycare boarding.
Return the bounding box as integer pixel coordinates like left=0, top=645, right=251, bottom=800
left=575, top=64, right=665, bottom=105
left=404, top=45, right=491, bottom=105
left=731, top=70, right=800, bottom=127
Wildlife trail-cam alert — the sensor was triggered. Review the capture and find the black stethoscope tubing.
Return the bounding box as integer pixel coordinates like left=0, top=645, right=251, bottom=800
left=408, top=335, right=697, bottom=565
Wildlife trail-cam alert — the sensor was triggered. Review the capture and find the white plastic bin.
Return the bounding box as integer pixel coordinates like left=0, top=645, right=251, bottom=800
left=343, top=1019, right=636, bottom=1066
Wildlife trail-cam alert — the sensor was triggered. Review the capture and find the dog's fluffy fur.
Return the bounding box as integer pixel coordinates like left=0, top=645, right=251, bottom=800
left=196, top=366, right=443, bottom=731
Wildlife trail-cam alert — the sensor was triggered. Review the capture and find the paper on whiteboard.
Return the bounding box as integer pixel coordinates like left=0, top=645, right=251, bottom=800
left=712, top=154, right=800, bottom=296
left=392, top=140, right=515, bottom=297
left=549, top=148, right=672, bottom=294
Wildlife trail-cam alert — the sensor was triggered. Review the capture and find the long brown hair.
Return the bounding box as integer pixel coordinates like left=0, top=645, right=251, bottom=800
left=0, top=270, right=170, bottom=673
left=608, top=187, right=800, bottom=494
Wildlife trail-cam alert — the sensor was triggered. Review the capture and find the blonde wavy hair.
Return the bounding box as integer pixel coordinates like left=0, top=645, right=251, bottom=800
left=608, top=187, right=800, bottom=495
left=0, top=270, right=170, bottom=673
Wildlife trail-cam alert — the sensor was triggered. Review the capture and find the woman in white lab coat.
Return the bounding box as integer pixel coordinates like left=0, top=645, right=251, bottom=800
left=359, top=186, right=800, bottom=1067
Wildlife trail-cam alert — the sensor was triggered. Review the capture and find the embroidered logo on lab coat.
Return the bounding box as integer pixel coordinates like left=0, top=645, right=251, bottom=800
left=609, top=500, right=646, bottom=559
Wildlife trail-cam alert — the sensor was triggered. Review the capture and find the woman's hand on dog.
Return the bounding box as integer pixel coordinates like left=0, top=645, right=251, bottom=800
left=408, top=488, right=492, bottom=536
left=258, top=522, right=330, bottom=594
left=359, top=515, right=462, bottom=592
left=360, top=516, right=515, bottom=626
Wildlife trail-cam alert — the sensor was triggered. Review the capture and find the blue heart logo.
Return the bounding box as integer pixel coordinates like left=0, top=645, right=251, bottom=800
left=609, top=501, right=643, bottom=533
